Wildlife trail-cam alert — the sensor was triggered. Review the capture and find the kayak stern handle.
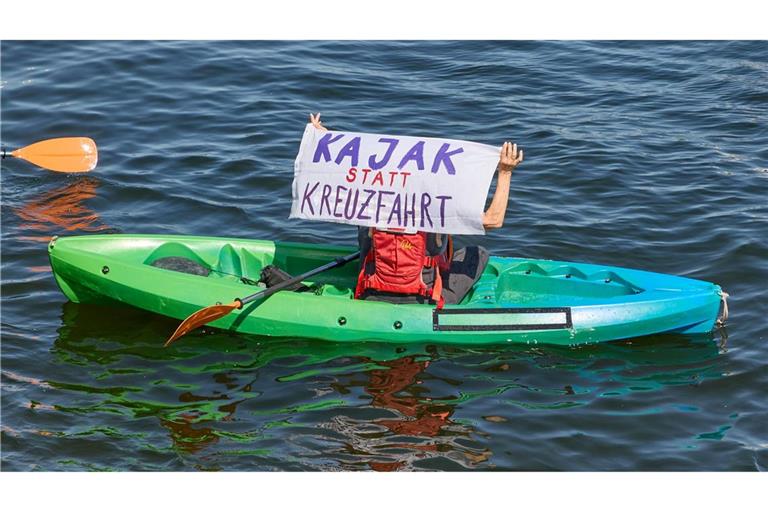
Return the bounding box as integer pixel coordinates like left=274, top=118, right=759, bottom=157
left=716, top=291, right=729, bottom=327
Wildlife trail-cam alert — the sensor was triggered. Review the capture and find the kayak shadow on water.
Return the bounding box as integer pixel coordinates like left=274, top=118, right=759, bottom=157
left=47, top=301, right=724, bottom=470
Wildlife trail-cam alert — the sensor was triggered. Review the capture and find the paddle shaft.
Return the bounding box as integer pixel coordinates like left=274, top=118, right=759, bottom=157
left=0, top=149, right=21, bottom=159
left=236, top=251, right=360, bottom=308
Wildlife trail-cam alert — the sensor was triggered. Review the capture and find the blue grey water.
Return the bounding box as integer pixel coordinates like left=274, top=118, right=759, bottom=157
left=1, top=41, right=766, bottom=471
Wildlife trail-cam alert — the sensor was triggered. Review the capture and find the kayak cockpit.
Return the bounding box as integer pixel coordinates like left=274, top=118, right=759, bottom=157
left=140, top=240, right=646, bottom=308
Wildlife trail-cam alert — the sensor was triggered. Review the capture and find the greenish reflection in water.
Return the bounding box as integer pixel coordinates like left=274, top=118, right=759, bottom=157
left=21, top=302, right=723, bottom=470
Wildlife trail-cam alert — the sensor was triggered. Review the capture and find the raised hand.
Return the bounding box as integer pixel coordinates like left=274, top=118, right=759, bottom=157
left=309, top=112, right=328, bottom=132
left=498, top=141, right=523, bottom=173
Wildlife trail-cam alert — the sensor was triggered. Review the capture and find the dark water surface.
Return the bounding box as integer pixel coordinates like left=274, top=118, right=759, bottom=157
left=1, top=41, right=766, bottom=471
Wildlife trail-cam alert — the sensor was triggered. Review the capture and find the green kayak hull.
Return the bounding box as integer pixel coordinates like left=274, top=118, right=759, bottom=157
left=47, top=234, right=726, bottom=346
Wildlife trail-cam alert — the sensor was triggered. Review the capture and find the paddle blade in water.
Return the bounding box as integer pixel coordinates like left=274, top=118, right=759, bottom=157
left=12, top=137, right=98, bottom=172
left=164, top=300, right=241, bottom=347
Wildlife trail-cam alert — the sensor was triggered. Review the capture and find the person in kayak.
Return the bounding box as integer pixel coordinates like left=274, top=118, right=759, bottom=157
left=309, top=113, right=523, bottom=306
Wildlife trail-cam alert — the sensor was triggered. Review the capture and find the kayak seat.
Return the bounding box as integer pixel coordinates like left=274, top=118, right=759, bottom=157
left=441, top=246, right=490, bottom=305
left=151, top=256, right=211, bottom=277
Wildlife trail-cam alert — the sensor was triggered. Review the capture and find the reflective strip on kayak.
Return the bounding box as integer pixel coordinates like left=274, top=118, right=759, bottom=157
left=433, top=307, right=572, bottom=331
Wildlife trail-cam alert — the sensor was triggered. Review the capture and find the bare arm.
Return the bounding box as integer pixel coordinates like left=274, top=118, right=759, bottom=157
left=482, top=141, right=523, bottom=230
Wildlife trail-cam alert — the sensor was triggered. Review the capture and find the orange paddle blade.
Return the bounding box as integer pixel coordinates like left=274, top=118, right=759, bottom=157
left=11, top=137, right=98, bottom=172
left=164, top=300, right=242, bottom=347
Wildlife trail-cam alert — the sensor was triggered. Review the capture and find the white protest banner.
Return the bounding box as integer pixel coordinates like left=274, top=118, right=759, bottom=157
left=290, top=124, right=500, bottom=235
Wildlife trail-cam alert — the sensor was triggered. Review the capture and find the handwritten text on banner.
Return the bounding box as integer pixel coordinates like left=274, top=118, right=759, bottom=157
left=290, top=125, right=499, bottom=234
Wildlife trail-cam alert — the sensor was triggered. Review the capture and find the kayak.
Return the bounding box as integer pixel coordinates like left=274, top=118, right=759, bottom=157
left=47, top=234, right=727, bottom=346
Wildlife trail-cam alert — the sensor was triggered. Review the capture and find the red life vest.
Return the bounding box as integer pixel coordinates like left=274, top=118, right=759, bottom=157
left=354, top=229, right=451, bottom=307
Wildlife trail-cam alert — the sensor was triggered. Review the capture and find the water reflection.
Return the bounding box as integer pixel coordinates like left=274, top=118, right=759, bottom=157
left=357, top=354, right=471, bottom=471
left=160, top=419, right=218, bottom=454
left=42, top=301, right=723, bottom=470
left=13, top=176, right=109, bottom=241
left=368, top=356, right=453, bottom=437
